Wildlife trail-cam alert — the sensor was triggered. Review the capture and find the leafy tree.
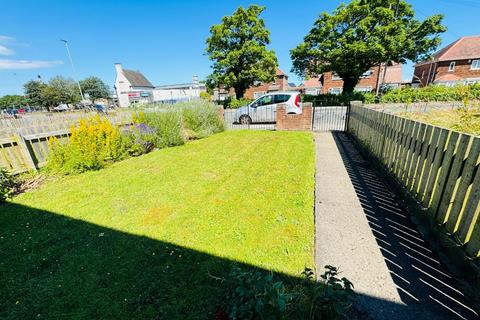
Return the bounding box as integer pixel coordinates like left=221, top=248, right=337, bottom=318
left=48, top=76, right=81, bottom=104
left=206, top=5, right=278, bottom=99
left=291, top=0, right=446, bottom=93
left=0, top=95, right=27, bottom=110
left=24, top=80, right=47, bottom=108
left=47, top=76, right=81, bottom=107
left=79, top=76, right=110, bottom=103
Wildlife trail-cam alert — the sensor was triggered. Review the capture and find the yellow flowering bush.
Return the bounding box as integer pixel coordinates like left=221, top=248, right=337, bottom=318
left=47, top=116, right=128, bottom=174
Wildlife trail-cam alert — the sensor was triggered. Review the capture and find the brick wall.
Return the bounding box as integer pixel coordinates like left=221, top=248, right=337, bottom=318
left=276, top=103, right=313, bottom=131
left=322, top=64, right=402, bottom=93
left=435, top=60, right=480, bottom=82
left=413, top=64, right=432, bottom=86
left=414, top=59, right=480, bottom=86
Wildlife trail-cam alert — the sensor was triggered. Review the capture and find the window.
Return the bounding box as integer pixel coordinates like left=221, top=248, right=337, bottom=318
left=360, top=70, right=373, bottom=78
left=472, top=59, right=480, bottom=70
left=253, top=95, right=274, bottom=107
left=328, top=88, right=342, bottom=95
left=274, top=94, right=290, bottom=104
left=355, top=86, right=373, bottom=93
left=332, top=73, right=342, bottom=80
left=448, top=62, right=456, bottom=72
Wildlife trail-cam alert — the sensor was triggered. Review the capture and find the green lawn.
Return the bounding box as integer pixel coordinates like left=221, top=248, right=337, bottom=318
left=0, top=130, right=315, bottom=319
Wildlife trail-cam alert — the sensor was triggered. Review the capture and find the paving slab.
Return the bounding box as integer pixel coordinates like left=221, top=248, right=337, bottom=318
left=314, top=132, right=479, bottom=320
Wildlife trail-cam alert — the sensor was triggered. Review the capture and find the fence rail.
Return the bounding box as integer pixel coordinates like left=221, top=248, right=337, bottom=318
left=0, top=112, right=132, bottom=173
left=348, top=105, right=480, bottom=259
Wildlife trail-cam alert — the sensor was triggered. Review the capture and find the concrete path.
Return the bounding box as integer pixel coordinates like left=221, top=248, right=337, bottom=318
left=315, top=132, right=479, bottom=320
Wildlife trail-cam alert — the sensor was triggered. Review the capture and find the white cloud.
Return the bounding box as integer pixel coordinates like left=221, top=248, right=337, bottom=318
left=0, top=35, right=14, bottom=43
left=0, top=45, right=14, bottom=56
left=0, top=59, right=63, bottom=70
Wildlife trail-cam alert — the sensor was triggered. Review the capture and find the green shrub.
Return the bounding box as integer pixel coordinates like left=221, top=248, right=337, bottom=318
left=302, top=92, right=373, bottom=106
left=142, top=108, right=185, bottom=148
left=226, top=266, right=354, bottom=319
left=0, top=168, right=17, bottom=202
left=122, top=123, right=157, bottom=156
left=179, top=100, right=225, bottom=139
left=47, top=116, right=129, bottom=174
left=381, top=84, right=480, bottom=104
left=220, top=97, right=252, bottom=109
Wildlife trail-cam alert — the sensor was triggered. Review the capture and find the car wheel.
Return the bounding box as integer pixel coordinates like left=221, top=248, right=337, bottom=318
left=239, top=115, right=252, bottom=125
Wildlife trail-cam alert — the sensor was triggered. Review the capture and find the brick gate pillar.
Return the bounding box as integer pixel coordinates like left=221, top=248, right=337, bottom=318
left=276, top=102, right=313, bottom=131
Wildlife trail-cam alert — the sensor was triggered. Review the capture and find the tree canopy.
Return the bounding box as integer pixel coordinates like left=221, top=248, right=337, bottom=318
left=0, top=95, right=27, bottom=110
left=206, top=5, right=278, bottom=99
left=291, top=0, right=447, bottom=93
left=24, top=80, right=47, bottom=108
left=80, top=76, right=110, bottom=103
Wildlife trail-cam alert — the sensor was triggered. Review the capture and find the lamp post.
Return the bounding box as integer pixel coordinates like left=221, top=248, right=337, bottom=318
left=60, top=39, right=85, bottom=102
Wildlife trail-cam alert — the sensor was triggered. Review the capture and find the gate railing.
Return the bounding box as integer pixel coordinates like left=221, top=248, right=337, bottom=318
left=348, top=105, right=480, bottom=259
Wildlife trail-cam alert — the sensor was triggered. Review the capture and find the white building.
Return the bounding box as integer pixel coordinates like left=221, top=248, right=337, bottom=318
left=114, top=63, right=206, bottom=107
left=153, top=80, right=206, bottom=103
left=114, top=63, right=155, bottom=107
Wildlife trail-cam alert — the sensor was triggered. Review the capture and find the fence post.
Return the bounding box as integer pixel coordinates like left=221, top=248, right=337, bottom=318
left=15, top=133, right=37, bottom=171
left=347, top=101, right=362, bottom=132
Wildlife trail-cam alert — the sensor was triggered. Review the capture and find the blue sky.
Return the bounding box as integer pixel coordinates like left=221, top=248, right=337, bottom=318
left=1, top=0, right=479, bottom=96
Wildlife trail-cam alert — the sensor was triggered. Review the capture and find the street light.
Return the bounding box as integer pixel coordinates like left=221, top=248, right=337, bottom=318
left=60, top=39, right=85, bottom=102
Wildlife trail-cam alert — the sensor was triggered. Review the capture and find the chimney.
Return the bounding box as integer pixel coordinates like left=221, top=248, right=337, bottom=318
left=114, top=63, right=123, bottom=74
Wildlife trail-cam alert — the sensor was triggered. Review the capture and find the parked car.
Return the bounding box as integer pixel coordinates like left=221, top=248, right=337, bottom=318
left=234, top=92, right=302, bottom=124
left=54, top=104, right=69, bottom=112
left=94, top=104, right=107, bottom=114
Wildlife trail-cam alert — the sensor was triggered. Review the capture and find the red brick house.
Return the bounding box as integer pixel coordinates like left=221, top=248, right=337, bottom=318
left=413, top=36, right=480, bottom=87
left=243, top=69, right=291, bottom=99
left=322, top=64, right=403, bottom=94
left=303, top=64, right=403, bottom=95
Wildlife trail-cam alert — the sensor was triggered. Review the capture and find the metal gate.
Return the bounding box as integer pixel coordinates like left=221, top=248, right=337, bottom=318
left=312, top=105, right=349, bottom=132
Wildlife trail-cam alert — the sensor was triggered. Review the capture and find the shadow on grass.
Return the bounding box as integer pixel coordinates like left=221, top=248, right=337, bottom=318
left=332, top=131, right=479, bottom=320
left=1, top=201, right=445, bottom=320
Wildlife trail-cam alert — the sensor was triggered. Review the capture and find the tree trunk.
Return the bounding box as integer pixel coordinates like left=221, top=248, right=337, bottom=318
left=234, top=83, right=247, bottom=99
left=342, top=76, right=359, bottom=94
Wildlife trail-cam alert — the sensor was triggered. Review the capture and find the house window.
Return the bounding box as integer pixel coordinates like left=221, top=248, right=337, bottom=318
left=472, top=59, right=480, bottom=70
left=328, top=88, right=342, bottom=95
left=332, top=73, right=342, bottom=80
left=360, top=70, right=373, bottom=78
left=355, top=86, right=373, bottom=93
left=448, top=62, right=456, bottom=72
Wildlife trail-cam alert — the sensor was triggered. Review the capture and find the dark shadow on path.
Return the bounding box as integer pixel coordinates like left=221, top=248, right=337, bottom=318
left=332, top=131, right=479, bottom=320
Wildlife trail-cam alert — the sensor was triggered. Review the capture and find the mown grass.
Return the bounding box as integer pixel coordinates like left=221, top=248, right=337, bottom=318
left=0, top=130, right=315, bottom=319
left=400, top=107, right=480, bottom=136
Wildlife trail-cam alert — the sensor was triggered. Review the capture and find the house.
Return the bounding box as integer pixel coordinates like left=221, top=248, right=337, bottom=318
left=243, top=69, right=293, bottom=99
left=114, top=63, right=155, bottom=107
left=413, top=36, right=480, bottom=87
left=302, top=77, right=322, bottom=95
left=316, top=63, right=403, bottom=95
left=114, top=64, right=205, bottom=107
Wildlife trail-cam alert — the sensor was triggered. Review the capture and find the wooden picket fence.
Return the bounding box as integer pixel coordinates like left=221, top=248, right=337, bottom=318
left=348, top=105, right=480, bottom=259
left=0, top=111, right=132, bottom=173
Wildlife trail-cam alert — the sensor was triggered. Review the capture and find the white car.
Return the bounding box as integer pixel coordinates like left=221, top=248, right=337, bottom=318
left=234, top=92, right=302, bottom=124
left=53, top=103, right=69, bottom=112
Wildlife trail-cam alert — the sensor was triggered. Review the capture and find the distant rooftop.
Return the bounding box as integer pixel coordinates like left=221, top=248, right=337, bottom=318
left=416, top=35, right=480, bottom=66
left=123, top=69, right=154, bottom=88
left=155, top=83, right=205, bottom=90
